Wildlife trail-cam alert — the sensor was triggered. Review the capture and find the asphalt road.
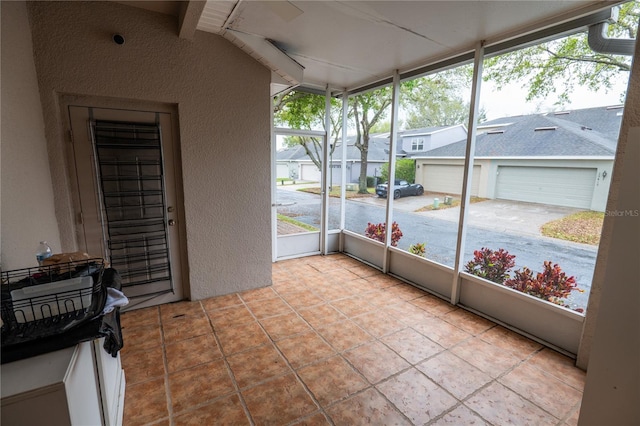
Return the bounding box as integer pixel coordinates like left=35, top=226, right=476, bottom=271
left=276, top=189, right=596, bottom=310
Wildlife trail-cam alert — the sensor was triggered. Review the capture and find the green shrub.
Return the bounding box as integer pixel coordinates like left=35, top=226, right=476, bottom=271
left=464, top=247, right=516, bottom=283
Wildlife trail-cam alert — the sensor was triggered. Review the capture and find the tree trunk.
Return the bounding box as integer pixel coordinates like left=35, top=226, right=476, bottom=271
left=358, top=133, right=369, bottom=193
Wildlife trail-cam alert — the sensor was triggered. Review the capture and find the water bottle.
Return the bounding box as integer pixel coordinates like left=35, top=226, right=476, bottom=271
left=36, top=241, right=52, bottom=266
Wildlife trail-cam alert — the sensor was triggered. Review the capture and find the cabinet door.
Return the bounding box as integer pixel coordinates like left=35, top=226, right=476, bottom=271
left=66, top=341, right=103, bottom=425
left=93, top=338, right=125, bottom=426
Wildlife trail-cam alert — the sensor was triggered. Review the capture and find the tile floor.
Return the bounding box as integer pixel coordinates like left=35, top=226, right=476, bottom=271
left=120, top=254, right=586, bottom=425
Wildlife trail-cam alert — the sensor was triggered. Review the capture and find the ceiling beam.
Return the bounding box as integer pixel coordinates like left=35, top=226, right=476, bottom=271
left=179, top=1, right=207, bottom=40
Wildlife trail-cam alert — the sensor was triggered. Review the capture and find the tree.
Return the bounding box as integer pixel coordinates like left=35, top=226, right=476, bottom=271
left=380, top=159, right=415, bottom=184
left=351, top=88, right=392, bottom=193
left=401, top=67, right=486, bottom=129
left=483, top=1, right=639, bottom=104
left=274, top=91, right=343, bottom=170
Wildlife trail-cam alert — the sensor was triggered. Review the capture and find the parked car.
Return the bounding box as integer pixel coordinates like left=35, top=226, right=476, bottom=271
left=376, top=180, right=424, bottom=199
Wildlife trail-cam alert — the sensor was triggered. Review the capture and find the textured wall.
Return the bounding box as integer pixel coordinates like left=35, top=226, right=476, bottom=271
left=1, top=2, right=62, bottom=269
left=26, top=1, right=272, bottom=298
left=577, top=30, right=640, bottom=425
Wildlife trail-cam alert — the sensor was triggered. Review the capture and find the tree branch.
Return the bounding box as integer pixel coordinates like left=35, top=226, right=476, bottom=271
left=542, top=47, right=631, bottom=71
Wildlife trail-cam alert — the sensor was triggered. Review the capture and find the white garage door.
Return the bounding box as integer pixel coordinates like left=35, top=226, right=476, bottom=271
left=276, top=164, right=289, bottom=179
left=422, top=165, right=480, bottom=196
left=496, top=166, right=596, bottom=208
left=301, top=164, right=321, bottom=182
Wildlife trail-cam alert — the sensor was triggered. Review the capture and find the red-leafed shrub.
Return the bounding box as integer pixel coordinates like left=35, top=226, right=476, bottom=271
left=365, top=222, right=403, bottom=247
left=504, top=261, right=582, bottom=309
left=464, top=247, right=516, bottom=283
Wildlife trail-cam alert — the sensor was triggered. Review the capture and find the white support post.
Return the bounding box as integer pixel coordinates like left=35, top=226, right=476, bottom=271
left=339, top=90, right=349, bottom=252
left=321, top=85, right=331, bottom=254
left=451, top=41, right=485, bottom=304
left=270, top=98, right=278, bottom=263
left=383, top=70, right=401, bottom=273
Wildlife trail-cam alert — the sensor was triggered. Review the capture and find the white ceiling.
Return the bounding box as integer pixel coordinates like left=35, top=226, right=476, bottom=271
left=195, top=1, right=617, bottom=92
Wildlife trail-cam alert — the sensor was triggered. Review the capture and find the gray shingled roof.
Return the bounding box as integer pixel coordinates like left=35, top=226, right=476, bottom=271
left=423, top=113, right=617, bottom=158
left=276, top=134, right=390, bottom=162
left=544, top=105, right=623, bottom=141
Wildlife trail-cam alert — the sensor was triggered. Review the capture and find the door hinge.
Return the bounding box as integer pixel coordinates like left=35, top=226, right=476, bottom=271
left=77, top=211, right=84, bottom=224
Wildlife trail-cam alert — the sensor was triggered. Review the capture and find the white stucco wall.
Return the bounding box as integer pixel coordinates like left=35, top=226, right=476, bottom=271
left=578, top=35, right=640, bottom=425
left=1, top=1, right=62, bottom=269
left=24, top=1, right=271, bottom=299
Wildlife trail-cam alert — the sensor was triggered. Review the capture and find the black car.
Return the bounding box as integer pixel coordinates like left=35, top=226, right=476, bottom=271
left=376, top=180, right=424, bottom=199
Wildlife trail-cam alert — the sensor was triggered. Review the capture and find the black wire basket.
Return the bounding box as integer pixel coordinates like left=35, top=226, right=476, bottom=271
left=1, top=259, right=106, bottom=346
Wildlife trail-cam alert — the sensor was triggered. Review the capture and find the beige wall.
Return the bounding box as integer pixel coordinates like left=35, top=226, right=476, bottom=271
left=1, top=1, right=62, bottom=269
left=578, top=34, right=640, bottom=425
left=24, top=1, right=272, bottom=298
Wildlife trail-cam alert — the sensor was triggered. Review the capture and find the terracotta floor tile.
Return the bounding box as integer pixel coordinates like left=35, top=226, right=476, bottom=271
left=227, top=343, right=291, bottom=388
left=326, top=387, right=411, bottom=426
left=316, top=320, right=374, bottom=352
left=215, top=321, right=270, bottom=355
left=121, top=306, right=159, bottom=329
left=442, top=308, right=495, bottom=335
left=478, top=325, right=543, bottom=360
left=298, top=304, right=347, bottom=328
left=345, top=278, right=379, bottom=293
left=281, top=292, right=325, bottom=310
left=383, top=283, right=426, bottom=301
left=377, top=368, right=457, bottom=424
left=344, top=341, right=410, bottom=384
left=160, top=301, right=204, bottom=322
left=412, top=317, right=471, bottom=348
left=124, top=377, right=168, bottom=426
left=121, top=345, right=165, bottom=384
left=276, top=331, right=336, bottom=369
left=347, top=264, right=380, bottom=278
left=410, top=295, right=457, bottom=316
left=364, top=290, right=405, bottom=307
left=121, top=323, right=162, bottom=353
left=384, top=301, right=435, bottom=325
left=165, top=333, right=222, bottom=373
left=417, top=351, right=492, bottom=400
left=465, top=382, right=557, bottom=426
left=527, top=348, right=586, bottom=390
left=173, top=394, right=250, bottom=425
left=565, top=403, right=581, bottom=426
left=272, top=279, right=307, bottom=294
left=207, top=305, right=254, bottom=329
left=500, top=363, right=583, bottom=419
left=451, top=337, right=521, bottom=378
left=351, top=310, right=406, bottom=337
left=431, top=405, right=488, bottom=425
left=381, top=328, right=443, bottom=364
left=162, top=314, right=212, bottom=342
left=291, top=412, right=331, bottom=425
left=242, top=374, right=317, bottom=425
left=330, top=297, right=376, bottom=318
left=312, top=284, right=354, bottom=301
left=246, top=297, right=293, bottom=319
left=366, top=274, right=403, bottom=289
left=239, top=286, right=278, bottom=303
left=169, top=360, right=235, bottom=413
left=200, top=293, right=243, bottom=311
left=260, top=312, right=311, bottom=340
left=298, top=355, right=368, bottom=407
left=323, top=269, right=361, bottom=283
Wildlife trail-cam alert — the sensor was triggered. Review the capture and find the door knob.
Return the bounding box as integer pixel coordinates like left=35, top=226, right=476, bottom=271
left=168, top=219, right=176, bottom=226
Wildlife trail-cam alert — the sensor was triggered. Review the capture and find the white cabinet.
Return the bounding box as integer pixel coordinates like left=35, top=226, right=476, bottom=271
left=1, top=339, right=125, bottom=425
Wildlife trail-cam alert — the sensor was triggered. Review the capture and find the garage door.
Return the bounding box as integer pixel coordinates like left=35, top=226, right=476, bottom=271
left=422, top=165, right=480, bottom=196
left=301, top=164, right=321, bottom=182
left=276, top=164, right=289, bottom=179
left=496, top=166, right=596, bottom=208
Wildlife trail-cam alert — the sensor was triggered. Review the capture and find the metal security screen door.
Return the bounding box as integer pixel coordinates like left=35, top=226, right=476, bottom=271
left=91, top=120, right=173, bottom=297
left=68, top=104, right=184, bottom=308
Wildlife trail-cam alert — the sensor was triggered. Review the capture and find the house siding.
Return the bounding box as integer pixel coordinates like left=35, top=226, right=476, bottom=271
left=24, top=1, right=272, bottom=299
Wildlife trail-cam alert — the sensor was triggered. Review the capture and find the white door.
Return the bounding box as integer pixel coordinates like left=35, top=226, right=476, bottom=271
left=496, top=166, right=596, bottom=208
left=422, top=164, right=480, bottom=196
left=68, top=106, right=185, bottom=308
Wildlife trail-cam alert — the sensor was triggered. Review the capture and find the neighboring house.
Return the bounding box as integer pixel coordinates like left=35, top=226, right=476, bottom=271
left=276, top=125, right=466, bottom=185
left=413, top=106, right=622, bottom=211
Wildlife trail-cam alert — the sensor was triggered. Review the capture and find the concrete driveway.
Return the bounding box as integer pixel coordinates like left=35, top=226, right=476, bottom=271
left=353, top=194, right=582, bottom=238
